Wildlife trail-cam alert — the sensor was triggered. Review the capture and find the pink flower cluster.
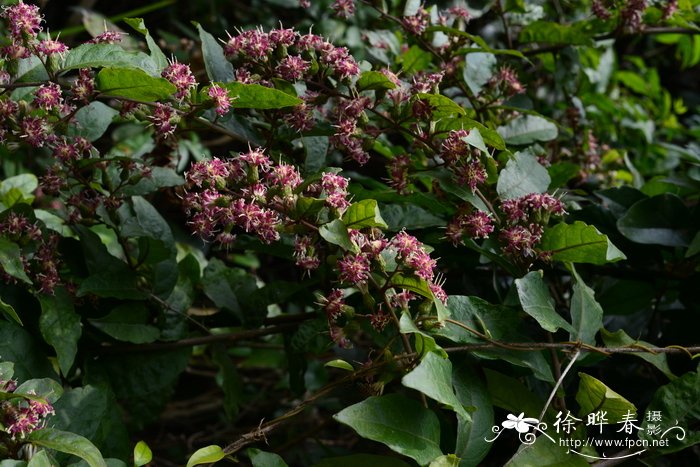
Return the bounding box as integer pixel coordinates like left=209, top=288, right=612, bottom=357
left=501, top=193, right=566, bottom=225
left=440, top=129, right=487, bottom=192
left=489, top=66, right=525, bottom=97
left=162, top=60, right=197, bottom=100
left=321, top=172, right=351, bottom=211
left=1, top=1, right=69, bottom=60
left=446, top=210, right=495, bottom=245
left=1, top=382, right=55, bottom=439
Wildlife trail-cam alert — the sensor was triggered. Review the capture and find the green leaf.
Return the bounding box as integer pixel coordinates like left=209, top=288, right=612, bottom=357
left=484, top=369, right=545, bottom=418
left=437, top=296, right=554, bottom=382
left=463, top=128, right=488, bottom=154
left=547, top=162, right=580, bottom=189
left=429, top=455, right=460, bottom=467
left=505, top=435, right=588, bottom=467
left=27, top=450, right=52, bottom=467
left=123, top=18, right=168, bottom=71
left=617, top=194, right=694, bottom=247
left=66, top=102, right=119, bottom=142
left=453, top=362, right=494, bottom=466
left=224, top=82, right=302, bottom=109
left=402, top=351, right=469, bottom=420
left=196, top=23, right=235, bottom=83
left=496, top=152, right=550, bottom=200
left=61, top=44, right=158, bottom=76
left=119, top=167, right=184, bottom=196
left=435, top=117, right=505, bottom=150
left=133, top=441, right=152, bottom=467
left=0, top=238, right=32, bottom=284
left=519, top=20, right=596, bottom=45
left=463, top=52, right=497, bottom=94
left=539, top=221, right=627, bottom=265
left=52, top=385, right=129, bottom=459
left=342, top=199, right=388, bottom=229
left=497, top=115, right=558, bottom=145
left=325, top=359, right=354, bottom=371
left=27, top=429, right=107, bottom=467
left=380, top=204, right=446, bottom=231
left=248, top=448, right=288, bottom=467
left=639, top=368, right=700, bottom=454
left=78, top=270, right=148, bottom=300
left=401, top=45, right=432, bottom=73
left=38, top=288, right=82, bottom=376
left=0, top=322, right=56, bottom=381
left=313, top=455, right=410, bottom=467
left=686, top=231, right=700, bottom=258
left=96, top=67, right=176, bottom=101
left=357, top=70, right=397, bottom=91
left=569, top=266, right=603, bottom=345
left=89, top=303, right=160, bottom=344
left=15, top=378, right=63, bottom=403
left=303, top=136, right=329, bottom=175
left=515, top=271, right=574, bottom=333
left=119, top=196, right=176, bottom=259
left=391, top=273, right=433, bottom=300
left=0, top=296, right=22, bottom=325
left=416, top=93, right=466, bottom=118
left=576, top=373, right=636, bottom=422
left=601, top=329, right=675, bottom=379
left=1, top=174, right=38, bottom=203
left=212, top=343, right=243, bottom=419
left=202, top=259, right=257, bottom=321
left=319, top=219, right=358, bottom=253
left=334, top=394, right=443, bottom=466
left=186, top=445, right=225, bottom=467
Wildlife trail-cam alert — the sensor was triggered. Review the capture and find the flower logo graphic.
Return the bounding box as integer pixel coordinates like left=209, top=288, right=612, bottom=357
left=502, top=413, right=540, bottom=433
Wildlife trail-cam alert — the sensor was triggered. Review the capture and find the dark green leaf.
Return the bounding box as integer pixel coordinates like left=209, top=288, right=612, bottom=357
left=224, top=82, right=302, bottom=109
left=342, top=199, right=388, bottom=229
left=505, top=435, right=588, bottom=467
left=496, top=152, right=550, bottom=200
left=123, top=18, right=168, bottom=71
left=515, top=271, right=574, bottom=333
left=196, top=23, right=235, bottom=83
left=391, top=273, right=433, bottom=299
left=617, top=194, right=694, bottom=247
left=319, top=219, right=358, bottom=252
left=77, top=270, right=148, bottom=300
left=0, top=238, right=32, bottom=284
left=540, top=221, right=627, bottom=265
left=576, top=373, right=637, bottom=422
left=119, top=167, right=184, bottom=196
left=186, top=446, right=225, bottom=467
left=62, top=44, right=158, bottom=75
left=547, top=162, right=580, bottom=188
left=66, top=102, right=119, bottom=142
left=334, top=394, right=443, bottom=466
left=0, top=296, right=22, bottom=325
left=15, top=378, right=63, bottom=403
left=402, top=351, right=469, bottom=419
left=38, top=288, right=82, bottom=376
left=357, top=71, right=397, bottom=91
left=484, top=369, right=545, bottom=418
left=89, top=303, right=159, bottom=344
left=453, top=362, right=494, bottom=466
left=26, top=450, right=52, bottom=467
left=96, top=67, right=176, bottom=101
left=497, top=115, right=558, bottom=145
left=303, top=136, right=329, bottom=175
left=27, top=429, right=107, bottom=467
left=416, top=93, right=466, bottom=118
left=401, top=45, right=432, bottom=73
left=601, top=329, right=675, bottom=379
left=213, top=344, right=243, bottom=419
left=639, top=368, right=700, bottom=454
left=380, top=204, right=446, bottom=231
left=248, top=448, right=288, bottom=467
left=0, top=322, right=56, bottom=380
left=569, top=267, right=603, bottom=345
left=435, top=118, right=505, bottom=150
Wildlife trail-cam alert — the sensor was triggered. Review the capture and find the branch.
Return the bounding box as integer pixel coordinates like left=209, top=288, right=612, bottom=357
left=444, top=342, right=700, bottom=356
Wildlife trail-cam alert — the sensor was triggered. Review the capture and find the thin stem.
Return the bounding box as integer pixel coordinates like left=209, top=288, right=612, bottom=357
left=539, top=349, right=580, bottom=421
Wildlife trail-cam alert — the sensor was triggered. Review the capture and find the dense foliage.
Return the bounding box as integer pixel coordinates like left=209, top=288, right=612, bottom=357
left=0, top=0, right=699, bottom=465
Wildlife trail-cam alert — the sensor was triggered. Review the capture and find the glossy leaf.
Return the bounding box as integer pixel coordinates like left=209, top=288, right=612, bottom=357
left=463, top=52, right=497, bottom=94
left=133, top=441, right=152, bottom=467
left=342, top=199, right=388, bottom=229
left=186, top=445, right=225, bottom=467
left=248, top=448, right=288, bottom=467
left=123, top=18, right=168, bottom=71
left=540, top=221, right=627, bottom=265
left=224, top=82, right=302, bottom=109
left=357, top=70, right=397, bottom=91
left=89, top=303, right=159, bottom=344
left=601, top=329, right=675, bottom=379
left=334, top=394, right=443, bottom=466
left=61, top=44, right=158, bottom=75
left=66, top=101, right=119, bottom=142
left=0, top=238, right=32, bottom=284
left=569, top=267, right=603, bottom=345
left=402, top=351, right=469, bottom=419
left=496, top=152, right=550, bottom=200
left=453, top=363, right=494, bottom=466
left=515, top=271, right=574, bottom=333
left=27, top=429, right=107, bottom=467
left=319, top=219, right=358, bottom=252
left=38, top=288, right=82, bottom=376
left=196, top=23, right=235, bottom=83
left=0, top=296, right=22, bottom=325
left=617, top=194, right=694, bottom=247
left=576, top=373, right=637, bottom=422
left=95, top=67, right=176, bottom=101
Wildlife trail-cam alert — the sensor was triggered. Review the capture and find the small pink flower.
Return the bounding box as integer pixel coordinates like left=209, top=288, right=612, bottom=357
left=332, top=0, right=355, bottom=18
left=71, top=68, right=94, bottom=102
left=87, top=30, right=124, bottom=44
left=275, top=55, right=309, bottom=81
left=34, top=82, right=63, bottom=111
left=36, top=38, right=68, bottom=56
left=463, top=211, right=494, bottom=239
left=2, top=1, right=43, bottom=39
left=148, top=103, right=179, bottom=138
left=267, top=163, right=302, bottom=189
left=20, top=116, right=53, bottom=147
left=239, top=147, right=272, bottom=172
left=337, top=253, right=370, bottom=284
left=207, top=84, right=232, bottom=116
left=162, top=60, right=197, bottom=99
left=321, top=289, right=345, bottom=320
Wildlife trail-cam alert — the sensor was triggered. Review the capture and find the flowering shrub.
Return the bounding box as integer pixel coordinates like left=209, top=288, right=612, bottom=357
left=0, top=0, right=699, bottom=465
